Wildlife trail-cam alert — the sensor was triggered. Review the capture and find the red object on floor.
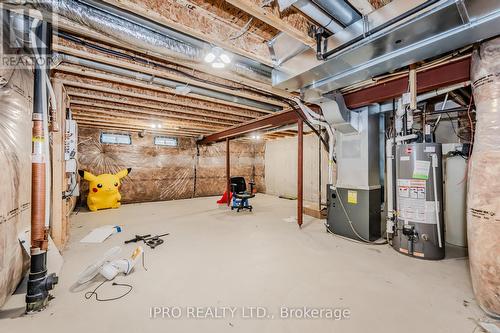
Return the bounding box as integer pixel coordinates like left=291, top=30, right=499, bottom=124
left=217, top=191, right=232, bottom=204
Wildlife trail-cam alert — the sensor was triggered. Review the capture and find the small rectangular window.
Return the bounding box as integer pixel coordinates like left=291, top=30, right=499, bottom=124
left=100, top=132, right=132, bottom=145
left=154, top=136, right=178, bottom=147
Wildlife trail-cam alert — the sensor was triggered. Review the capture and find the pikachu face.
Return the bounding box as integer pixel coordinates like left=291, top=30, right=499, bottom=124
left=78, top=168, right=131, bottom=211
left=78, top=168, right=131, bottom=196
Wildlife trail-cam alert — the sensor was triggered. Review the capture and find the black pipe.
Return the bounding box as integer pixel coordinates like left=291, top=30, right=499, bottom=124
left=26, top=20, right=58, bottom=314
left=319, top=0, right=441, bottom=60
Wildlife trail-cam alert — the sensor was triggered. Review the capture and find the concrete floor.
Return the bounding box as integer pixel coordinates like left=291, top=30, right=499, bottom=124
left=0, top=195, right=488, bottom=332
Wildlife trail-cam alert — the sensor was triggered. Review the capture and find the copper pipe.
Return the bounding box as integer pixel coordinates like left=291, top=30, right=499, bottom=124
left=31, top=120, right=48, bottom=250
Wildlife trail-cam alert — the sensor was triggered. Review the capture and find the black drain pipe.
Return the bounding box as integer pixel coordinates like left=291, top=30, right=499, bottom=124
left=26, top=19, right=58, bottom=313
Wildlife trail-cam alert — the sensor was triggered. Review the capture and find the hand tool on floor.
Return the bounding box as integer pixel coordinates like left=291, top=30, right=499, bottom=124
left=124, top=234, right=151, bottom=244
left=124, top=233, right=169, bottom=249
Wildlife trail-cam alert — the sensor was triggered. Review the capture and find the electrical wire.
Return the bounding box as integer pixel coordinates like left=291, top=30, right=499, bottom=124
left=331, top=187, right=388, bottom=245
left=84, top=280, right=133, bottom=302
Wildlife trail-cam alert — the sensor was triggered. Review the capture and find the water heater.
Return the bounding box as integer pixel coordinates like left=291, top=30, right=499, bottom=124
left=393, top=143, right=445, bottom=260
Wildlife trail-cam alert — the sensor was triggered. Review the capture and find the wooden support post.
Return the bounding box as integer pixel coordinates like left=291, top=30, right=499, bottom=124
left=297, top=118, right=303, bottom=227
left=226, top=138, right=230, bottom=207
left=50, top=80, right=64, bottom=249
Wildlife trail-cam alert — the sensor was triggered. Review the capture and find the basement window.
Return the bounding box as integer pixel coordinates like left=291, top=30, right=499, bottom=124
left=154, top=136, right=178, bottom=147
left=100, top=132, right=132, bottom=145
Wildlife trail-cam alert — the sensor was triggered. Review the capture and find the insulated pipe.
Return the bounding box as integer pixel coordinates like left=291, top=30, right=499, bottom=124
left=59, top=54, right=280, bottom=112
left=468, top=38, right=500, bottom=318
left=385, top=138, right=394, bottom=237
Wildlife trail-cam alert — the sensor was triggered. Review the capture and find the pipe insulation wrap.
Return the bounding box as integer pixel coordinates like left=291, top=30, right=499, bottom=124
left=468, top=37, right=500, bottom=318
left=18, top=0, right=271, bottom=83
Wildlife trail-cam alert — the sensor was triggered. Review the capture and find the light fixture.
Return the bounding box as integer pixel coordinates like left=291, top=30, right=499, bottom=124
left=204, top=46, right=231, bottom=69
left=157, top=124, right=162, bottom=129
left=151, top=124, right=157, bottom=129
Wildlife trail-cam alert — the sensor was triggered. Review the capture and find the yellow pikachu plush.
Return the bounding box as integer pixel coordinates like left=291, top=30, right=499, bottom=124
left=78, top=168, right=131, bottom=212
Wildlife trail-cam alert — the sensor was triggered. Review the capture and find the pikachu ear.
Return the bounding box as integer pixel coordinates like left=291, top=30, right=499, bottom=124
left=78, top=170, right=97, bottom=182
left=115, top=168, right=131, bottom=179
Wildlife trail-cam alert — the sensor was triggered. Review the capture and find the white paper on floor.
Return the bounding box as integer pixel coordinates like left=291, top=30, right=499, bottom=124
left=80, top=225, right=122, bottom=243
left=283, top=216, right=297, bottom=223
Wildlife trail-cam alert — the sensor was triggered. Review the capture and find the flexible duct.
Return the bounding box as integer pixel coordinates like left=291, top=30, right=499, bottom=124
left=468, top=37, right=500, bottom=318
left=12, top=0, right=271, bottom=83
left=293, top=98, right=336, bottom=184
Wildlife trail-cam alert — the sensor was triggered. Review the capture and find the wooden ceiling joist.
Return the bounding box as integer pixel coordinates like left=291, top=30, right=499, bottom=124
left=99, top=0, right=272, bottom=65
left=77, top=122, right=200, bottom=138
left=71, top=107, right=226, bottom=131
left=56, top=65, right=277, bottom=113
left=73, top=116, right=207, bottom=135
left=67, top=92, right=252, bottom=123
left=58, top=77, right=267, bottom=119
left=225, top=0, right=315, bottom=47
left=70, top=101, right=235, bottom=127
left=54, top=45, right=285, bottom=107
left=55, top=19, right=293, bottom=100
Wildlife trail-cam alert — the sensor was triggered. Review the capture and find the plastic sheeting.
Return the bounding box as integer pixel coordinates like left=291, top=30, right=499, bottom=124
left=0, top=52, right=33, bottom=306
left=77, top=127, right=264, bottom=204
left=468, top=37, right=500, bottom=318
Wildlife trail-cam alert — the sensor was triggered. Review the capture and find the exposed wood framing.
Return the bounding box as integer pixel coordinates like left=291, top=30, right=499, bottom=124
left=69, top=99, right=238, bottom=126
left=54, top=20, right=292, bottom=99
left=225, top=0, right=315, bottom=46
left=67, top=92, right=251, bottom=122
left=78, top=123, right=200, bottom=137
left=99, top=0, right=273, bottom=65
left=62, top=83, right=264, bottom=119
left=54, top=45, right=285, bottom=107
left=70, top=106, right=226, bottom=131
left=55, top=65, right=277, bottom=113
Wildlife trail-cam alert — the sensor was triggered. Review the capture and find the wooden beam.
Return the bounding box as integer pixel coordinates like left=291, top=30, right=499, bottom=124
left=225, top=0, right=315, bottom=47
left=71, top=108, right=224, bottom=131
left=70, top=99, right=237, bottom=126
left=55, top=18, right=292, bottom=99
left=54, top=45, right=286, bottom=107
left=50, top=81, right=65, bottom=249
left=100, top=0, right=272, bottom=65
left=68, top=92, right=252, bottom=122
left=56, top=65, right=277, bottom=113
left=74, top=119, right=203, bottom=136
left=61, top=81, right=264, bottom=119
left=77, top=122, right=199, bottom=137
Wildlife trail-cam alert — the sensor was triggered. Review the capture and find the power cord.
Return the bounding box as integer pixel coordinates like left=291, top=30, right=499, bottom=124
left=329, top=187, right=388, bottom=245
left=84, top=280, right=133, bottom=302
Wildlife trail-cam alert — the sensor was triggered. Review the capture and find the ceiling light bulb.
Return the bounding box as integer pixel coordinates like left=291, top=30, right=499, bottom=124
left=212, top=62, right=225, bottom=69
left=157, top=124, right=162, bottom=128
left=151, top=124, right=156, bottom=129
left=204, top=52, right=216, bottom=63
left=220, top=53, right=231, bottom=64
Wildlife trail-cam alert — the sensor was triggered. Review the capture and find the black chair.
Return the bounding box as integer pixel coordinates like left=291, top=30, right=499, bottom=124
left=230, top=177, right=255, bottom=212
